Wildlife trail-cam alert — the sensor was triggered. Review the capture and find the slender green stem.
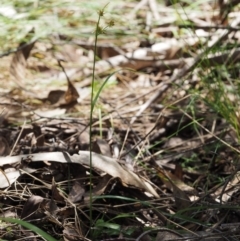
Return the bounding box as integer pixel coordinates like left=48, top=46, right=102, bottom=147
left=89, top=13, right=101, bottom=235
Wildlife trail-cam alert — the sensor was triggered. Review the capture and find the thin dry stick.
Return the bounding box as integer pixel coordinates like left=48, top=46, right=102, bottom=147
left=180, top=108, right=240, bottom=155
left=121, top=95, right=190, bottom=158
left=10, top=119, right=26, bottom=156
left=135, top=228, right=184, bottom=241
left=0, top=169, right=10, bottom=186
left=129, top=0, right=148, bottom=18
left=148, top=0, right=160, bottom=20
left=130, top=16, right=240, bottom=125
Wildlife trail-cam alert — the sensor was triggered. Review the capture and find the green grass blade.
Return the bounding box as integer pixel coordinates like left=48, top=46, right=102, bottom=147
left=0, top=217, right=59, bottom=241
left=92, top=69, right=132, bottom=107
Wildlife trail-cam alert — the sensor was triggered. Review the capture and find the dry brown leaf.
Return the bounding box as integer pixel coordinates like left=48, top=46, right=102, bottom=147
left=32, top=124, right=44, bottom=147
left=84, top=174, right=115, bottom=203
left=172, top=184, right=191, bottom=211
left=9, top=29, right=35, bottom=83
left=21, top=194, right=58, bottom=230
left=157, top=167, right=194, bottom=210
left=78, top=127, right=90, bottom=150
left=92, top=138, right=112, bottom=157
left=0, top=136, right=10, bottom=156
left=21, top=195, right=45, bottom=221
left=68, top=180, right=85, bottom=203
left=64, top=78, right=79, bottom=105
left=0, top=151, right=159, bottom=197
left=63, top=226, right=82, bottom=241
left=157, top=167, right=196, bottom=193
left=46, top=90, right=65, bottom=105
left=212, top=171, right=240, bottom=203
left=156, top=230, right=182, bottom=241
left=52, top=178, right=65, bottom=202
left=45, top=79, right=79, bottom=107
left=174, top=164, right=183, bottom=180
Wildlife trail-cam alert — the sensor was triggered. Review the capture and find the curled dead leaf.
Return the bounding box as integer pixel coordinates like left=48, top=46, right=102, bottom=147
left=64, top=78, right=79, bottom=104
left=0, top=151, right=159, bottom=198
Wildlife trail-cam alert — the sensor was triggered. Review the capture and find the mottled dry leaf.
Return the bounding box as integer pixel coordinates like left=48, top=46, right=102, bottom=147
left=68, top=180, right=85, bottom=203
left=212, top=171, right=240, bottom=203
left=21, top=195, right=45, bottom=221
left=157, top=167, right=196, bottom=193
left=92, top=138, right=112, bottom=157
left=84, top=174, right=115, bottom=203
left=52, top=178, right=65, bottom=202
left=10, top=30, right=35, bottom=82
left=157, top=167, right=193, bottom=210
left=0, top=152, right=159, bottom=197
left=0, top=136, right=10, bottom=156
left=47, top=90, right=65, bottom=105
left=174, top=164, right=183, bottom=180
left=78, top=126, right=90, bottom=150
left=63, top=226, right=81, bottom=241
left=44, top=199, right=58, bottom=214
left=172, top=184, right=191, bottom=211
left=46, top=79, right=79, bottom=107
left=156, top=230, right=182, bottom=241
left=32, top=124, right=44, bottom=147
left=64, top=78, right=79, bottom=105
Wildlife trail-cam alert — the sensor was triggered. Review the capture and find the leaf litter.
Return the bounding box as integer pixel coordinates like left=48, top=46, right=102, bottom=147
left=0, top=0, right=240, bottom=240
